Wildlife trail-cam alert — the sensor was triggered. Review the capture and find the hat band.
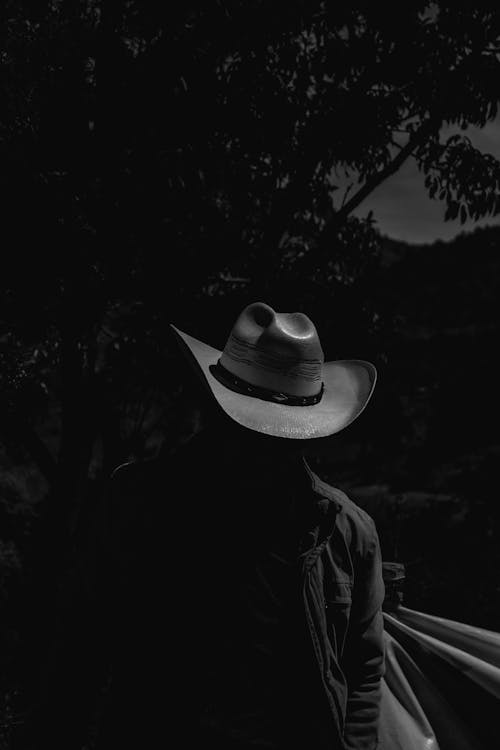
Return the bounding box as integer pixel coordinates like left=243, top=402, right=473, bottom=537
left=209, top=360, right=324, bottom=406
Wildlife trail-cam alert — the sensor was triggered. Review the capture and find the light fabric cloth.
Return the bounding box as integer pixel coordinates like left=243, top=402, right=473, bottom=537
left=379, top=606, right=500, bottom=749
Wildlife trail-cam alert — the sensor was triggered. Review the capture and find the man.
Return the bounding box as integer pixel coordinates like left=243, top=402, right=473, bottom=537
left=24, top=301, right=385, bottom=749
left=100, top=301, right=385, bottom=749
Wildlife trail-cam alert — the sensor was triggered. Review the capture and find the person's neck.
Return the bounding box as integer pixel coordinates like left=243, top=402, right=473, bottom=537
left=216, top=431, right=302, bottom=481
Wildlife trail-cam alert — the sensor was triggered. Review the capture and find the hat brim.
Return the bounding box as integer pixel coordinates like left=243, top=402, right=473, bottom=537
left=171, top=325, right=377, bottom=439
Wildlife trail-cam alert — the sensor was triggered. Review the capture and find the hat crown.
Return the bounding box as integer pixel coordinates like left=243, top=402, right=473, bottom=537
left=220, top=302, right=324, bottom=397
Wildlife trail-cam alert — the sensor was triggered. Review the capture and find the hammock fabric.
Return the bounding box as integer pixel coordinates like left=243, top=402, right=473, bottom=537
left=379, top=606, right=500, bottom=750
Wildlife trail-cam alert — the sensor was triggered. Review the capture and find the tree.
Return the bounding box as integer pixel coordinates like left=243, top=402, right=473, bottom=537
left=1, top=0, right=500, bottom=548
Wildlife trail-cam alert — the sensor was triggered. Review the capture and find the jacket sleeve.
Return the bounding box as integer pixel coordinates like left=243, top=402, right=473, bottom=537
left=342, top=517, right=385, bottom=750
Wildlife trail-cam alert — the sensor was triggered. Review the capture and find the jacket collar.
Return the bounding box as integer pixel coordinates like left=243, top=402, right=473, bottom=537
left=302, top=456, right=343, bottom=515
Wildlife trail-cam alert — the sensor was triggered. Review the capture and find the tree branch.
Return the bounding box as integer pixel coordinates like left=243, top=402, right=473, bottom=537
left=341, top=183, right=354, bottom=208
left=318, top=114, right=442, bottom=246
left=260, top=69, right=430, bottom=256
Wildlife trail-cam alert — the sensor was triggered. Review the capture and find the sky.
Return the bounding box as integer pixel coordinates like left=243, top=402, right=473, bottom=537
left=351, top=116, right=500, bottom=245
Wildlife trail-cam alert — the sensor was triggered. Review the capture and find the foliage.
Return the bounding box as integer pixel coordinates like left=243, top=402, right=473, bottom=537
left=0, top=0, right=498, bottom=615
left=1, top=3, right=499, bottom=486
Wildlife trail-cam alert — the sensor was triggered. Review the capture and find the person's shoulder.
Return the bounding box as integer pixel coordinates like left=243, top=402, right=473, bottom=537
left=331, top=485, right=376, bottom=532
left=309, top=467, right=373, bottom=526
left=109, top=433, right=210, bottom=498
left=110, top=456, right=163, bottom=494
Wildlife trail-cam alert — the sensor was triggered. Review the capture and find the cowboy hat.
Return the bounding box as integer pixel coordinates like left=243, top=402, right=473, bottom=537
left=170, top=301, right=376, bottom=439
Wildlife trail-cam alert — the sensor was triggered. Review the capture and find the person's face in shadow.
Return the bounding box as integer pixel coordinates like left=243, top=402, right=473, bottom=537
left=200, top=402, right=305, bottom=467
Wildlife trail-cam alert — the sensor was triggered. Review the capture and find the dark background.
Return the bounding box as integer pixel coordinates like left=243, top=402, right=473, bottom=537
left=1, top=2, right=500, bottom=745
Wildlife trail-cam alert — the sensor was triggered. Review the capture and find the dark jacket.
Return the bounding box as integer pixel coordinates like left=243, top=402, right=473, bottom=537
left=28, top=438, right=385, bottom=750
left=101, top=441, right=385, bottom=749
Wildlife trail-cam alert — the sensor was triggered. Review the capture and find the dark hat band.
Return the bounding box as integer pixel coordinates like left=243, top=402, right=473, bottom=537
left=209, top=360, right=324, bottom=407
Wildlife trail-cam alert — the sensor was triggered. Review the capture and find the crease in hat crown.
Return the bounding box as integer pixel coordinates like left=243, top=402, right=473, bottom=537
left=219, top=302, right=324, bottom=398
